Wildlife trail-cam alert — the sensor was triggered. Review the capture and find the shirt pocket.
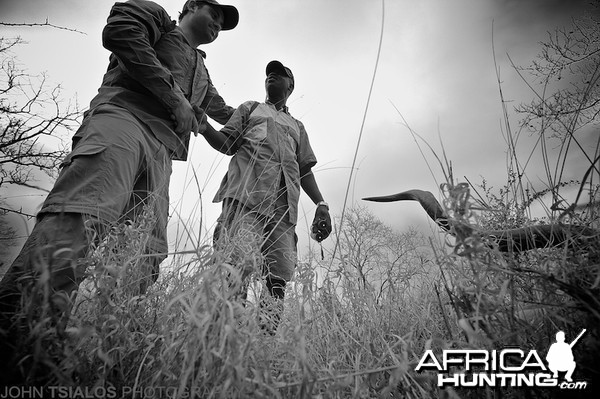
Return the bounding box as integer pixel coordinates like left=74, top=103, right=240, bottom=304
left=244, top=121, right=268, bottom=142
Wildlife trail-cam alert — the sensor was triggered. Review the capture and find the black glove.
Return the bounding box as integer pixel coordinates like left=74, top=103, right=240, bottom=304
left=311, top=204, right=331, bottom=242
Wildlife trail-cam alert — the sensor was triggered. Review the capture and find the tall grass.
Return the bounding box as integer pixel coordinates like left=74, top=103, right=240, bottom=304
left=5, top=150, right=599, bottom=398
left=10, top=209, right=432, bottom=397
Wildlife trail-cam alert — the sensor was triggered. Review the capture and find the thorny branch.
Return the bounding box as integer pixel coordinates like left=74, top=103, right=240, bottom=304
left=0, top=19, right=86, bottom=35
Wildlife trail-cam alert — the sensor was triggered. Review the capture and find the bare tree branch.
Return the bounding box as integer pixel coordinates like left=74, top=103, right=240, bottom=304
left=0, top=19, right=86, bottom=35
left=0, top=37, right=81, bottom=217
left=0, top=205, right=35, bottom=219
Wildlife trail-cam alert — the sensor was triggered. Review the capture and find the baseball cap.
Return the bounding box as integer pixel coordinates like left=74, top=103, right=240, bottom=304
left=266, top=60, right=294, bottom=92
left=185, top=0, right=239, bottom=31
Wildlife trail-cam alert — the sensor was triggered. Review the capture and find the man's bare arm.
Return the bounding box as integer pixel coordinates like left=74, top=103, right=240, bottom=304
left=198, top=120, right=238, bottom=155
left=300, top=169, right=324, bottom=204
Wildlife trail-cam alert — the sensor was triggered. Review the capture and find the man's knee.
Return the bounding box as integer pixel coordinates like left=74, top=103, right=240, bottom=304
left=0, top=213, right=92, bottom=304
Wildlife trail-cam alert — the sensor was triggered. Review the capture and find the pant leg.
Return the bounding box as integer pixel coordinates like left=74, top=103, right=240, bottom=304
left=262, top=208, right=297, bottom=283
left=0, top=212, right=90, bottom=384
left=121, top=135, right=171, bottom=294
left=0, top=106, right=170, bottom=382
left=213, top=199, right=266, bottom=300
left=0, top=213, right=89, bottom=318
left=258, top=276, right=286, bottom=335
left=258, top=220, right=295, bottom=334
left=258, top=199, right=298, bottom=334
left=40, top=105, right=171, bottom=293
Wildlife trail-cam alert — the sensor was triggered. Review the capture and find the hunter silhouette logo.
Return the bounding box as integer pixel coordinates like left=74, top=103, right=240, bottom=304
left=415, top=329, right=588, bottom=390
left=546, top=329, right=585, bottom=382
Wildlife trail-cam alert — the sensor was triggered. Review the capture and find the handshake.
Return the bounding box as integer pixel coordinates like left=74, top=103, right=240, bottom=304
left=170, top=100, right=207, bottom=136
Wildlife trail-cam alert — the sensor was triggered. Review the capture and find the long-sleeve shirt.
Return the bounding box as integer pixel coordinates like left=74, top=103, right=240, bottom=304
left=213, top=101, right=317, bottom=225
left=88, top=0, right=235, bottom=160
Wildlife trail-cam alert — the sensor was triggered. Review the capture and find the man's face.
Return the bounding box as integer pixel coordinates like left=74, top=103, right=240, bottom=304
left=265, top=72, right=292, bottom=99
left=188, top=3, right=225, bottom=44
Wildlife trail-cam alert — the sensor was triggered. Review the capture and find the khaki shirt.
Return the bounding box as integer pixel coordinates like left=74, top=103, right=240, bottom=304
left=214, top=101, right=317, bottom=224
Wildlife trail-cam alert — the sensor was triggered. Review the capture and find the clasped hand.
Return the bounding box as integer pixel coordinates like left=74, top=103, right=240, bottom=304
left=171, top=100, right=206, bottom=136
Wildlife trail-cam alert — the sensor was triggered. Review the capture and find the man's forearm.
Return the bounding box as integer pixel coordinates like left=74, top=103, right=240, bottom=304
left=300, top=171, right=325, bottom=204
left=203, top=83, right=236, bottom=125
left=200, top=122, right=236, bottom=155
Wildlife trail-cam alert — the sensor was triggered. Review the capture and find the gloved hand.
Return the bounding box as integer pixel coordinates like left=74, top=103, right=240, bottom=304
left=311, top=204, right=332, bottom=242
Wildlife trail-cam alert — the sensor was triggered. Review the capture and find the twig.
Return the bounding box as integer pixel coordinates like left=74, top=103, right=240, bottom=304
left=0, top=206, right=36, bottom=219
left=0, top=19, right=86, bottom=35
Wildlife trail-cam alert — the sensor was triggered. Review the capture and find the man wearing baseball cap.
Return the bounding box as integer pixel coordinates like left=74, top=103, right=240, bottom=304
left=180, top=0, right=239, bottom=30
left=199, top=60, right=332, bottom=334
left=265, top=60, right=295, bottom=93
left=0, top=0, right=239, bottom=383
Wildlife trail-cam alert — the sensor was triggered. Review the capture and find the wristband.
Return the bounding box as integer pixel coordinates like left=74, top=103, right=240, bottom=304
left=316, top=201, right=329, bottom=210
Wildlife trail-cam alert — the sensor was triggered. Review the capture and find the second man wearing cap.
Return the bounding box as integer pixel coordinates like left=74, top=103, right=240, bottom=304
left=199, top=60, right=332, bottom=334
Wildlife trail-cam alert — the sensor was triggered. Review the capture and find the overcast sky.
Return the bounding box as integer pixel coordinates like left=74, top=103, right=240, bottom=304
left=0, top=0, right=595, bottom=262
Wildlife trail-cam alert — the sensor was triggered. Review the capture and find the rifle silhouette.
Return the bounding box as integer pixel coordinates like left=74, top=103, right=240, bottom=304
left=569, top=329, right=586, bottom=348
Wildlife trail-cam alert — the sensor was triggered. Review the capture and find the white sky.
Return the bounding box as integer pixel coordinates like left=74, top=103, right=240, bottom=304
left=0, top=0, right=595, bottom=261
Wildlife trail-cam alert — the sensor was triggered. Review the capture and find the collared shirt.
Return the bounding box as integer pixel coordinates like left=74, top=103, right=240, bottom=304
left=87, top=0, right=235, bottom=161
left=213, top=101, right=317, bottom=224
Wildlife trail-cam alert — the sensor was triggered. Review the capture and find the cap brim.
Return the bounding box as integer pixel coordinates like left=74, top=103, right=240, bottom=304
left=266, top=60, right=291, bottom=78
left=219, top=5, right=239, bottom=30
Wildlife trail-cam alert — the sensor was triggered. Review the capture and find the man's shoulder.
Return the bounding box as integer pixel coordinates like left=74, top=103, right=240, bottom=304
left=239, top=100, right=262, bottom=114
left=122, top=0, right=167, bottom=11
left=242, top=100, right=262, bottom=108
left=286, top=112, right=305, bottom=131
left=113, top=0, right=173, bottom=21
